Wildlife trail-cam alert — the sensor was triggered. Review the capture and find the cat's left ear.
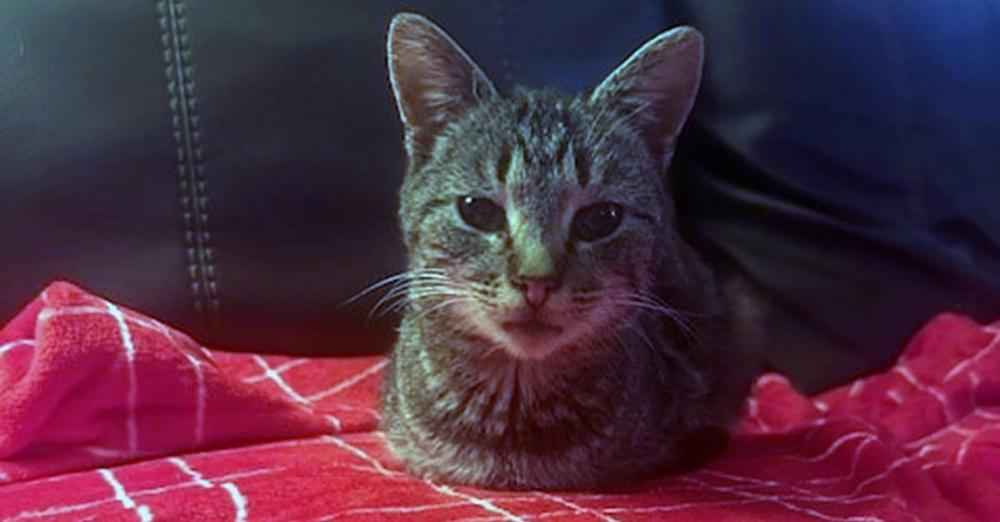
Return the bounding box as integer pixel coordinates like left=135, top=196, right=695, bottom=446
left=590, top=26, right=704, bottom=169
left=387, top=13, right=498, bottom=166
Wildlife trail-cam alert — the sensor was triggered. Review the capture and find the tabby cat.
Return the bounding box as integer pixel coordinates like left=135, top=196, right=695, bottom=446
left=379, top=12, right=761, bottom=490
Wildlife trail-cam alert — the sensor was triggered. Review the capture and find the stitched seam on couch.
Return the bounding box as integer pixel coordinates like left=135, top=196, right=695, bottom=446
left=157, top=0, right=220, bottom=314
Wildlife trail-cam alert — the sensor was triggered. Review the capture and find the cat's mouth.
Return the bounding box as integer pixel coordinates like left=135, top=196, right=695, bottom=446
left=498, top=316, right=564, bottom=359
left=501, top=318, right=562, bottom=337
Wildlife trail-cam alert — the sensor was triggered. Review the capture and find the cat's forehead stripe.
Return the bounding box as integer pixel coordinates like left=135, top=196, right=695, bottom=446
left=495, top=144, right=511, bottom=185
left=497, top=94, right=591, bottom=189
left=505, top=147, right=526, bottom=190
left=571, top=141, right=590, bottom=187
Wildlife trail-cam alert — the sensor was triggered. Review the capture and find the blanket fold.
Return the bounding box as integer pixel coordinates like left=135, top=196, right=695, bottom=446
left=0, top=282, right=334, bottom=483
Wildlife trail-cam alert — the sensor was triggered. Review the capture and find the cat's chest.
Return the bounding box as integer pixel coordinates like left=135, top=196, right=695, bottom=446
left=415, top=341, right=670, bottom=429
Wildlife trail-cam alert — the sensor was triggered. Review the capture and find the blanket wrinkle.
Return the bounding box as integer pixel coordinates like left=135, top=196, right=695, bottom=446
left=0, top=281, right=998, bottom=521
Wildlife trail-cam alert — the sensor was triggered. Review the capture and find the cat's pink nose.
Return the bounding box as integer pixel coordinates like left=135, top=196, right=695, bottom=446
left=515, top=277, right=558, bottom=308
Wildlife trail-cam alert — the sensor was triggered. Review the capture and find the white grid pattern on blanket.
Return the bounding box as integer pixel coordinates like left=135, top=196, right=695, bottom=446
left=37, top=301, right=216, bottom=456
left=169, top=457, right=249, bottom=522
left=2, top=304, right=998, bottom=521
left=4, top=466, right=282, bottom=521
left=0, top=339, right=35, bottom=357
left=97, top=468, right=152, bottom=522
left=104, top=302, right=141, bottom=456
left=0, top=425, right=943, bottom=521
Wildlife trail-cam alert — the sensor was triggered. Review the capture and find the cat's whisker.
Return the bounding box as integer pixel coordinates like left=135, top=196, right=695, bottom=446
left=407, top=288, right=467, bottom=302
left=469, top=288, right=500, bottom=306
left=371, top=278, right=441, bottom=313
left=369, top=283, right=418, bottom=316
left=617, top=289, right=702, bottom=318
left=626, top=321, right=705, bottom=392
left=633, top=290, right=707, bottom=318
left=614, top=298, right=689, bottom=324
left=594, top=286, right=705, bottom=346
left=615, top=298, right=706, bottom=349
left=343, top=273, right=413, bottom=306
left=372, top=288, right=438, bottom=317
left=344, top=269, right=449, bottom=305
left=364, top=272, right=459, bottom=320
left=411, top=296, right=470, bottom=323
left=627, top=322, right=656, bottom=356
left=379, top=283, right=465, bottom=315
left=378, top=293, right=457, bottom=320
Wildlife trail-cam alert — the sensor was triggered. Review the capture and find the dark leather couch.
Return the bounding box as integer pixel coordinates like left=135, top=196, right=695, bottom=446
left=3, top=1, right=998, bottom=392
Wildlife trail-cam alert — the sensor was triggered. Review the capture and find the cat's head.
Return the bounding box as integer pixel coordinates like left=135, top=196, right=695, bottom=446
left=388, top=13, right=702, bottom=360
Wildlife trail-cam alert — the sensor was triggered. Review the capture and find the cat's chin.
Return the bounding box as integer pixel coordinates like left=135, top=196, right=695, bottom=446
left=498, top=319, right=564, bottom=360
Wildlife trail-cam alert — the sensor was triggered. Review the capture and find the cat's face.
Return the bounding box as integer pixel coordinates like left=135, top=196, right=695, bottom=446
left=399, top=93, right=667, bottom=359
left=388, top=14, right=702, bottom=360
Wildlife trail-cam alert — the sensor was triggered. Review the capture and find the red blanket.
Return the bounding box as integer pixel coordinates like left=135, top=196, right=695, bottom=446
left=1, top=282, right=998, bottom=521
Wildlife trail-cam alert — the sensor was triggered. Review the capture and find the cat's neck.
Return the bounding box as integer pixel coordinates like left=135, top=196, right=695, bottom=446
left=406, top=310, right=675, bottom=432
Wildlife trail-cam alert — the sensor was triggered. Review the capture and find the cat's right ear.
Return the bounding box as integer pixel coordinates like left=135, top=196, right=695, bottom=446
left=387, top=13, right=497, bottom=166
left=589, top=27, right=703, bottom=171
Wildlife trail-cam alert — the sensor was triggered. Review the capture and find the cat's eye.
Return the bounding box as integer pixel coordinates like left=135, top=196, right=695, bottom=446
left=571, top=203, right=623, bottom=242
left=457, top=196, right=505, bottom=232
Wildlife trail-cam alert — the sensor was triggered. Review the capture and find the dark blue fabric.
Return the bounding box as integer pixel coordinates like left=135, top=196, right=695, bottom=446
left=667, top=1, right=1000, bottom=390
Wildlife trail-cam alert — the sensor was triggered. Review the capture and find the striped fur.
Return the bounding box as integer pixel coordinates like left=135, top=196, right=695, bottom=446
left=381, top=13, right=761, bottom=490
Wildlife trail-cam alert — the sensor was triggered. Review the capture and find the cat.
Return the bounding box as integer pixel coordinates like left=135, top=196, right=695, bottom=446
left=379, top=12, right=762, bottom=490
